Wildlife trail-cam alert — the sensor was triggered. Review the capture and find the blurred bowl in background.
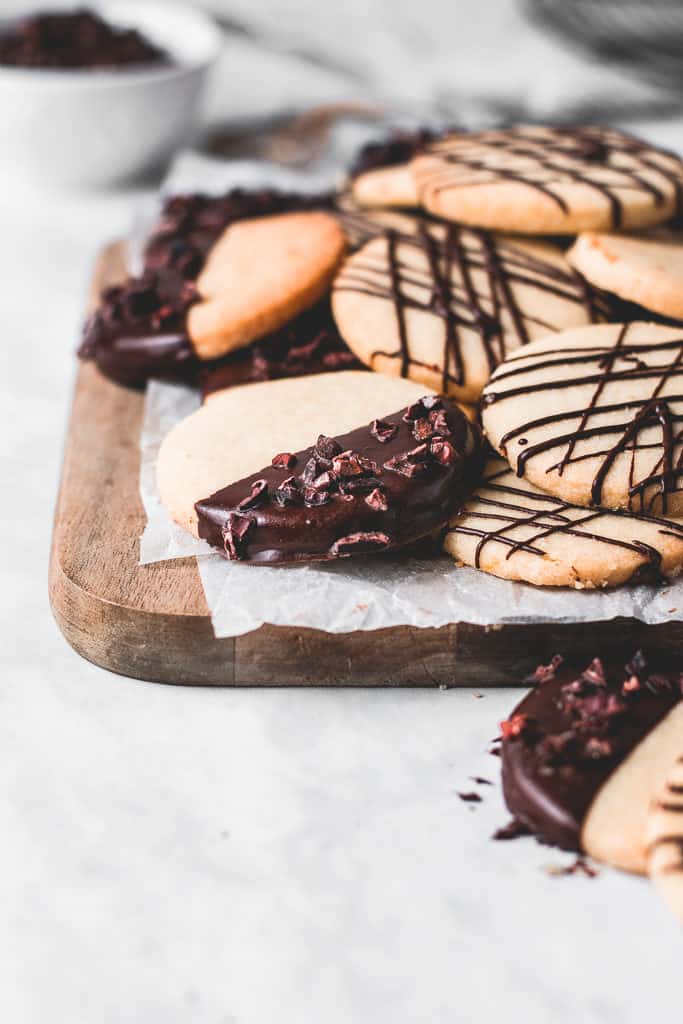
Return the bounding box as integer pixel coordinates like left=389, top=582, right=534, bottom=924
left=0, top=1, right=222, bottom=189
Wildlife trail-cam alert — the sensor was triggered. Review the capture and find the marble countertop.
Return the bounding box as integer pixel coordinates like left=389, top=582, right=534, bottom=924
left=3, top=2, right=683, bottom=1020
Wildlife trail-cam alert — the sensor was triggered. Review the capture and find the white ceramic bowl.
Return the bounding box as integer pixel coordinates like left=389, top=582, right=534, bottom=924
left=0, top=1, right=222, bottom=188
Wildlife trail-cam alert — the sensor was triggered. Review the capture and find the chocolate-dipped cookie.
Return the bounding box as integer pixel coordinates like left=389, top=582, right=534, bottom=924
left=157, top=371, right=481, bottom=563
left=499, top=653, right=682, bottom=870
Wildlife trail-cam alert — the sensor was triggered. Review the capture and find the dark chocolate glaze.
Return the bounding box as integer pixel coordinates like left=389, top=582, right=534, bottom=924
left=196, top=397, right=482, bottom=565
left=483, top=322, right=683, bottom=512
left=447, top=459, right=683, bottom=582
left=199, top=300, right=361, bottom=400
left=501, top=654, right=682, bottom=851
left=334, top=223, right=607, bottom=390
left=0, top=9, right=168, bottom=69
left=79, top=269, right=199, bottom=389
left=420, top=126, right=683, bottom=228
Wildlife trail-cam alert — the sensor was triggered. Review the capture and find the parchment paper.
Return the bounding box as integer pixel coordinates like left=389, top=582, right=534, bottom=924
left=139, top=381, right=683, bottom=638
left=136, top=149, right=683, bottom=638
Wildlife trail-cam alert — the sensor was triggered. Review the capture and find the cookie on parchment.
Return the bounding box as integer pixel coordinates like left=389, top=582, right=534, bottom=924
left=568, top=229, right=683, bottom=322
left=444, top=456, right=683, bottom=588
left=482, top=322, right=683, bottom=516
left=188, top=211, right=346, bottom=360
left=499, top=652, right=683, bottom=874
left=645, top=750, right=683, bottom=923
left=332, top=223, right=602, bottom=403
left=412, top=126, right=683, bottom=234
left=158, top=371, right=446, bottom=536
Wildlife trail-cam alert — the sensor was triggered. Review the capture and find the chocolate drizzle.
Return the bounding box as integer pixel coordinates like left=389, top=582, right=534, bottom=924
left=447, top=459, right=683, bottom=581
left=334, top=224, right=606, bottom=391
left=483, top=324, right=683, bottom=512
left=500, top=653, right=682, bottom=851
left=195, top=397, right=481, bottom=565
left=418, top=127, right=683, bottom=228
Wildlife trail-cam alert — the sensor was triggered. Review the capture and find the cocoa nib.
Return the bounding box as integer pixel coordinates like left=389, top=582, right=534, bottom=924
left=237, top=479, right=269, bottom=510
left=429, top=439, right=458, bottom=465
left=383, top=444, right=430, bottom=478
left=330, top=531, right=392, bottom=555
left=403, top=395, right=443, bottom=421
left=222, top=513, right=253, bottom=559
left=315, top=434, right=342, bottom=462
left=365, top=488, right=389, bottom=511
left=525, top=654, right=564, bottom=687
left=272, top=452, right=297, bottom=470
left=274, top=477, right=301, bottom=507
left=370, top=419, right=398, bottom=443
left=303, top=487, right=332, bottom=507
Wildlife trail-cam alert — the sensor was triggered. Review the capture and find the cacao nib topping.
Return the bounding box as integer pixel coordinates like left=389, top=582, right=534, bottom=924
left=500, top=650, right=682, bottom=852
left=315, top=435, right=342, bottom=462
left=365, top=488, right=389, bottom=512
left=370, top=419, right=399, bottom=443
left=222, top=513, right=253, bottom=559
left=272, top=452, right=297, bottom=470
left=330, top=531, right=393, bottom=555
left=195, top=397, right=479, bottom=564
left=403, top=396, right=443, bottom=421
left=0, top=10, right=168, bottom=69
left=274, top=477, right=301, bottom=507
left=237, top=480, right=269, bottom=511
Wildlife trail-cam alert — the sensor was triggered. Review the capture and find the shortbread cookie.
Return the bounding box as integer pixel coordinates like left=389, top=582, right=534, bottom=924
left=500, top=652, right=682, bottom=869
left=188, top=212, right=346, bottom=360
left=332, top=223, right=603, bottom=403
left=445, top=456, right=683, bottom=587
left=195, top=395, right=482, bottom=564
left=482, top=321, right=683, bottom=515
left=568, top=229, right=683, bottom=322
left=646, top=752, right=683, bottom=923
left=159, top=371, right=451, bottom=536
left=199, top=300, right=361, bottom=400
left=412, top=126, right=683, bottom=233
left=349, top=128, right=436, bottom=209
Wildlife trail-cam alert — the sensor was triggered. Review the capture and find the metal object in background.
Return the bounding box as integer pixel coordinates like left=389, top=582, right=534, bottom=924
left=529, top=0, right=683, bottom=88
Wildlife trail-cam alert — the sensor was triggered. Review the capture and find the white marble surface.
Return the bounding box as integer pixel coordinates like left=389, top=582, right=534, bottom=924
left=2, top=2, right=683, bottom=1020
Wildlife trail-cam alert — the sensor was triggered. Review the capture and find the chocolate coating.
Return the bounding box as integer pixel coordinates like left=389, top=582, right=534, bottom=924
left=199, top=300, right=361, bottom=399
left=196, top=397, right=482, bottom=565
left=501, top=654, right=682, bottom=851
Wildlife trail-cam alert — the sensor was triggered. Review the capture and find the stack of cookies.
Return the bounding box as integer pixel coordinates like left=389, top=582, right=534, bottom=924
left=80, top=125, right=683, bottom=577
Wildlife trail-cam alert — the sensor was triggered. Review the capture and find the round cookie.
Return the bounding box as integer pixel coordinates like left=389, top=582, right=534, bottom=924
left=159, top=371, right=443, bottom=536
left=445, top=456, right=683, bottom=587
left=568, top=228, right=683, bottom=321
left=188, top=211, right=346, bottom=361
left=332, top=223, right=602, bottom=403
left=499, top=653, right=682, bottom=871
left=645, top=751, right=683, bottom=923
left=412, top=126, right=683, bottom=234
left=482, top=321, right=683, bottom=515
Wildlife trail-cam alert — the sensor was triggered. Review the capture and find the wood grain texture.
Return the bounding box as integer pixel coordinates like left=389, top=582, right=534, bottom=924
left=48, top=244, right=683, bottom=686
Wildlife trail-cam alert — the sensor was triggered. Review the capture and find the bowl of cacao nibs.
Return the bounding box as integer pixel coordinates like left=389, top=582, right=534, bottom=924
left=0, top=2, right=221, bottom=188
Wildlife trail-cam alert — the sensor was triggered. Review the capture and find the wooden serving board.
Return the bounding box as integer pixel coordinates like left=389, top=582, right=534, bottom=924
left=49, top=244, right=683, bottom=686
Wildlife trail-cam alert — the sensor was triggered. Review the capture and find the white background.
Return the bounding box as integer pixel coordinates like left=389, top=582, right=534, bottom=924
left=1, top=1, right=682, bottom=1021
